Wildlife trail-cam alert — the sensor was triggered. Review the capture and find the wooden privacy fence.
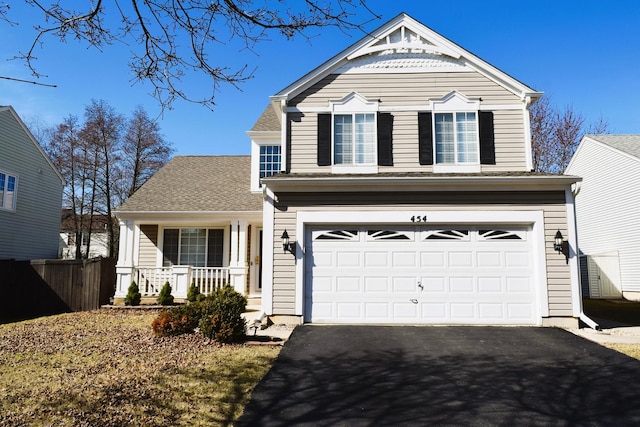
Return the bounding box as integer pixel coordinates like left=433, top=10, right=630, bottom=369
left=0, top=257, right=116, bottom=322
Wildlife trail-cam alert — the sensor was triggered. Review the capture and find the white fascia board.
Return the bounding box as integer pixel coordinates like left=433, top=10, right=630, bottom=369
left=263, top=175, right=582, bottom=193
left=114, top=211, right=262, bottom=222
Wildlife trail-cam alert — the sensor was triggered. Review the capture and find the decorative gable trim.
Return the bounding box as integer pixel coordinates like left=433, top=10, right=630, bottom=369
left=273, top=13, right=541, bottom=102
left=329, top=92, right=379, bottom=112
left=431, top=91, right=480, bottom=112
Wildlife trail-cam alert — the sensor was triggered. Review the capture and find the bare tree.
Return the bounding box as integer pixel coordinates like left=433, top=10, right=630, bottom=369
left=3, top=1, right=379, bottom=109
left=81, top=100, right=125, bottom=258
left=530, top=97, right=609, bottom=173
left=119, top=106, right=173, bottom=202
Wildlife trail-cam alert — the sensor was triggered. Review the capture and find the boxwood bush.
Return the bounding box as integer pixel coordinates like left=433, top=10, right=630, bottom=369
left=198, top=286, right=247, bottom=343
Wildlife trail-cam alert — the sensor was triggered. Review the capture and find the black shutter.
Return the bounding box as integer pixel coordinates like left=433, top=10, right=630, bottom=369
left=418, top=112, right=433, bottom=165
left=377, top=112, right=393, bottom=166
left=479, top=111, right=496, bottom=165
left=317, top=113, right=331, bottom=166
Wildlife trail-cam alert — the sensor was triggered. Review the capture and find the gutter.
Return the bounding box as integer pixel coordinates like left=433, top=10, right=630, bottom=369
left=580, top=312, right=600, bottom=331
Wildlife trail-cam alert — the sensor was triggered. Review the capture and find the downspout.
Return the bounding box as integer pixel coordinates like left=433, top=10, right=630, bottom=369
left=570, top=183, right=600, bottom=330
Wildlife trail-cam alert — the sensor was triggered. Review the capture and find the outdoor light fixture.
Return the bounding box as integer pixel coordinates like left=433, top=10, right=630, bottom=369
left=554, top=230, right=570, bottom=264
left=281, top=229, right=295, bottom=254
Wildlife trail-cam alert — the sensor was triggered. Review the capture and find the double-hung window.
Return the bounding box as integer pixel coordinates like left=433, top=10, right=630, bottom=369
left=162, top=228, right=224, bottom=267
left=434, top=112, right=478, bottom=164
left=419, top=91, right=494, bottom=171
left=0, top=171, right=17, bottom=211
left=334, top=113, right=376, bottom=165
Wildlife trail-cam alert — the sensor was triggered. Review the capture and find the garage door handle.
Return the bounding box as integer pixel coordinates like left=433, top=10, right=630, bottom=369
left=410, top=299, right=418, bottom=304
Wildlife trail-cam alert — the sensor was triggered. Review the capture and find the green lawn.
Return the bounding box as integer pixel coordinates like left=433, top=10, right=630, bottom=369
left=0, top=309, right=280, bottom=426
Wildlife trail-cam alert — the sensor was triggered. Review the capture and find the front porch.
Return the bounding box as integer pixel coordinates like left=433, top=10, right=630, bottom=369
left=113, top=217, right=263, bottom=303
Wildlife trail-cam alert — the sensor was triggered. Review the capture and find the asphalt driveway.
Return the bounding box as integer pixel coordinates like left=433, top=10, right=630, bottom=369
left=238, top=325, right=640, bottom=426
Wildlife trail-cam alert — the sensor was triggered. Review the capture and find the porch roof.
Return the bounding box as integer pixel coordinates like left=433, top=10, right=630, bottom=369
left=116, top=156, right=262, bottom=214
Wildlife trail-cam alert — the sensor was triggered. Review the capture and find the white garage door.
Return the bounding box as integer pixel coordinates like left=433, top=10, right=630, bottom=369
left=305, top=226, right=538, bottom=325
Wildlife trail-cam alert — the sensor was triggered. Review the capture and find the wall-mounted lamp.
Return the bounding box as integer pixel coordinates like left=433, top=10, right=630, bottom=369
left=281, top=229, right=295, bottom=254
left=554, top=230, right=570, bottom=264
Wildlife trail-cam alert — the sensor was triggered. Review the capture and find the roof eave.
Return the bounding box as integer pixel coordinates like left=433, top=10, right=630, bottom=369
left=263, top=175, right=581, bottom=192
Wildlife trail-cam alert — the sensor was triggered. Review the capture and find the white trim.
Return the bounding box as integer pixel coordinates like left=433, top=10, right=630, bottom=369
left=566, top=188, right=582, bottom=317
left=279, top=99, right=287, bottom=173
left=431, top=91, right=480, bottom=112
left=155, top=225, right=230, bottom=268
left=287, top=103, right=523, bottom=114
left=250, top=136, right=281, bottom=193
left=261, top=192, right=275, bottom=315
left=331, top=165, right=379, bottom=174
left=433, top=164, right=481, bottom=173
left=0, top=169, right=18, bottom=212
left=523, top=97, right=534, bottom=171
left=329, top=92, right=379, bottom=113
left=294, top=210, right=548, bottom=323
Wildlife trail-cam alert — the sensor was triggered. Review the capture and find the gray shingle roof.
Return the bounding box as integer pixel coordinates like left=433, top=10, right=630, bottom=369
left=116, top=156, right=262, bottom=213
left=250, top=105, right=281, bottom=132
left=587, top=134, right=640, bottom=160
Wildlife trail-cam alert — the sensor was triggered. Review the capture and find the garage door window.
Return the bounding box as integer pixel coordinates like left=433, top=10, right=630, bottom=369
left=423, top=230, right=470, bottom=240
left=315, top=230, right=359, bottom=241
left=366, top=230, right=412, bottom=241
left=478, top=230, right=525, bottom=240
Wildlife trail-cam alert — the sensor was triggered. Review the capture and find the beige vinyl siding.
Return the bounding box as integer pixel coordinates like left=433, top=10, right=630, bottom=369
left=270, top=190, right=573, bottom=318
left=290, top=72, right=521, bottom=107
left=287, top=72, right=528, bottom=173
left=138, top=225, right=158, bottom=268
left=272, top=211, right=297, bottom=314
left=0, top=109, right=64, bottom=260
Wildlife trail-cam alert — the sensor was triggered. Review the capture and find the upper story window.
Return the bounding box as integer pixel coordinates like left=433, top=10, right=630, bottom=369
left=317, top=92, right=393, bottom=172
left=259, top=145, right=281, bottom=180
left=419, top=91, right=494, bottom=172
left=435, top=112, right=478, bottom=164
left=0, top=171, right=17, bottom=211
left=334, top=113, right=376, bottom=165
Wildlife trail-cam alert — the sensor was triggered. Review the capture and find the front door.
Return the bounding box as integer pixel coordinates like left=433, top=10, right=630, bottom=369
left=251, top=228, right=263, bottom=295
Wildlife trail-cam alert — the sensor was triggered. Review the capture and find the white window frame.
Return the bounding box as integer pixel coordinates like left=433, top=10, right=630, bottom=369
left=0, top=170, right=17, bottom=212
left=249, top=135, right=281, bottom=192
left=330, top=92, right=379, bottom=174
left=431, top=91, right=481, bottom=173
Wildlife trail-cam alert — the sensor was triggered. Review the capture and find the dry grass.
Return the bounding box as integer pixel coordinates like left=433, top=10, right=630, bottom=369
left=0, top=309, right=280, bottom=426
left=604, top=343, right=640, bottom=360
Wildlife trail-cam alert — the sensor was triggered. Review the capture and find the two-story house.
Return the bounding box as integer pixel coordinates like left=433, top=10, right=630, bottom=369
left=114, top=14, right=583, bottom=328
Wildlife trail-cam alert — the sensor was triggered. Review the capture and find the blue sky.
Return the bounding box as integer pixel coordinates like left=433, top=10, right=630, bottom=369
left=1, top=1, right=639, bottom=155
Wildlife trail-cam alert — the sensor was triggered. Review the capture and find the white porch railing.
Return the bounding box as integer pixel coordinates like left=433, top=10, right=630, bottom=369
left=135, top=266, right=231, bottom=297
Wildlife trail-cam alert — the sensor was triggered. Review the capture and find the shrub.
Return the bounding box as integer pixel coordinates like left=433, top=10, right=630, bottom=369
left=157, top=281, right=174, bottom=306
left=152, top=304, right=202, bottom=337
left=198, top=286, right=247, bottom=343
left=124, top=281, right=141, bottom=306
left=187, top=280, right=202, bottom=303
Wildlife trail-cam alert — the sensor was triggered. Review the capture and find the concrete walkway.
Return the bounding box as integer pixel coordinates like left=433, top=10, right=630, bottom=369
left=571, top=317, right=640, bottom=345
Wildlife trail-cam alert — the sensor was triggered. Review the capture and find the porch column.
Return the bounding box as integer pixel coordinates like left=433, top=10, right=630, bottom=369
left=115, top=219, right=135, bottom=298
left=229, top=220, right=248, bottom=295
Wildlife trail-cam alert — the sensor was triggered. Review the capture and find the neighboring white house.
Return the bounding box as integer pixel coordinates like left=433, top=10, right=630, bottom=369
left=114, top=13, right=585, bottom=328
left=59, top=210, right=112, bottom=259
left=0, top=106, right=64, bottom=260
left=565, top=135, right=640, bottom=301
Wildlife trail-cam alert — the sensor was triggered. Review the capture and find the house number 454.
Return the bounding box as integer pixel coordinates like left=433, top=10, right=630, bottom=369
left=410, top=215, right=427, bottom=223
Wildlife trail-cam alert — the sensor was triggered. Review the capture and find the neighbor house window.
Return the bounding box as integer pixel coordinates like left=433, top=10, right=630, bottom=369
left=334, top=113, right=376, bottom=165
left=0, top=171, right=17, bottom=211
left=435, top=112, right=478, bottom=164
left=259, top=145, right=281, bottom=181
left=162, top=228, right=224, bottom=267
